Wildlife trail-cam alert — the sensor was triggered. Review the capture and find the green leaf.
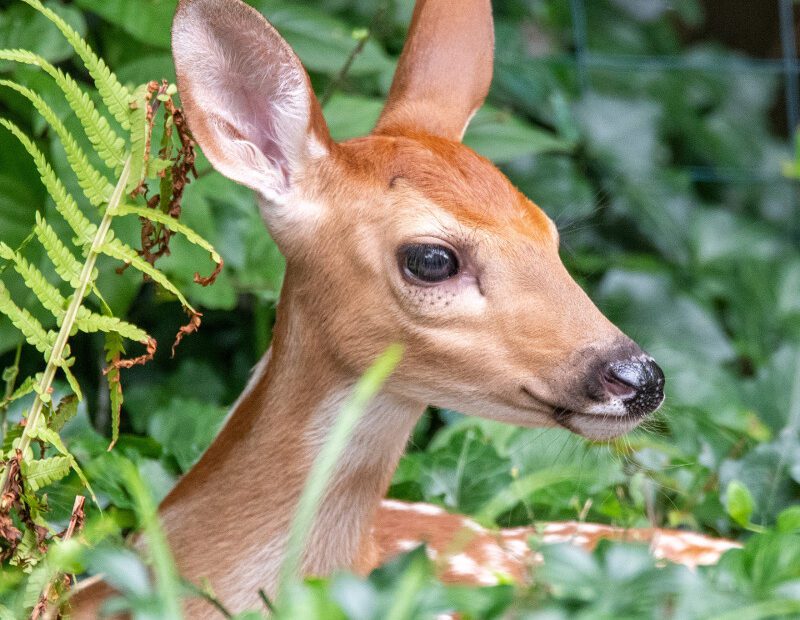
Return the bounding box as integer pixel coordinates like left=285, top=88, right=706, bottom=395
left=0, top=241, right=67, bottom=320
left=73, top=0, right=177, bottom=49
left=74, top=307, right=150, bottom=343
left=21, top=0, right=132, bottom=131
left=0, top=79, right=113, bottom=207
left=116, top=203, right=222, bottom=265
left=255, top=0, right=393, bottom=76
left=0, top=280, right=56, bottom=358
left=99, top=237, right=196, bottom=313
left=50, top=394, right=78, bottom=432
left=34, top=213, right=84, bottom=289
left=104, top=332, right=125, bottom=450
left=21, top=454, right=71, bottom=492
left=0, top=49, right=126, bottom=168
left=324, top=94, right=383, bottom=141
left=0, top=1, right=86, bottom=66
left=463, top=105, right=571, bottom=163
left=0, top=118, right=97, bottom=245
left=126, top=83, right=149, bottom=193
left=726, top=479, right=755, bottom=528
left=777, top=506, right=800, bottom=533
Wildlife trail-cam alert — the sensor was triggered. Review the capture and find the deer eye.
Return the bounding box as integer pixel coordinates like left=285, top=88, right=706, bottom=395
left=399, top=244, right=459, bottom=283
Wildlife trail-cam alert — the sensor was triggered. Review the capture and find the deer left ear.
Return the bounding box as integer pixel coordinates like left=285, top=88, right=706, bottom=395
left=172, top=0, right=332, bottom=210
left=373, top=0, right=494, bottom=142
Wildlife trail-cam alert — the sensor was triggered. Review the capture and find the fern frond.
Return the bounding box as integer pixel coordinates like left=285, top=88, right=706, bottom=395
left=74, top=307, right=149, bottom=343
left=20, top=0, right=132, bottom=131
left=127, top=84, right=150, bottom=193
left=0, top=242, right=66, bottom=320
left=61, top=363, right=83, bottom=402
left=9, top=528, right=40, bottom=571
left=104, top=333, right=124, bottom=450
left=26, top=418, right=95, bottom=502
left=0, top=79, right=113, bottom=207
left=117, top=203, right=223, bottom=265
left=0, top=118, right=97, bottom=246
left=49, top=395, right=77, bottom=432
left=0, top=50, right=126, bottom=168
left=100, top=238, right=196, bottom=313
left=34, top=214, right=84, bottom=289
left=1, top=374, right=39, bottom=407
left=0, top=281, right=55, bottom=357
left=20, top=455, right=71, bottom=492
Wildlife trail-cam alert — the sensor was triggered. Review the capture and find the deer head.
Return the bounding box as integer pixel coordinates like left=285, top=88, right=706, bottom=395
left=171, top=0, right=664, bottom=441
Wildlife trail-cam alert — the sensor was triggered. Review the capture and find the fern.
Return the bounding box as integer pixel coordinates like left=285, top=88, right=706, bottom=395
left=0, top=50, right=126, bottom=168
left=0, top=79, right=113, bottom=206
left=0, top=1, right=222, bottom=607
left=20, top=0, right=132, bottom=131
left=20, top=456, right=71, bottom=493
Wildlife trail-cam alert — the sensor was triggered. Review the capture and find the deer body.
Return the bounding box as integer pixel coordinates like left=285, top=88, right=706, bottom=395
left=70, top=0, right=735, bottom=616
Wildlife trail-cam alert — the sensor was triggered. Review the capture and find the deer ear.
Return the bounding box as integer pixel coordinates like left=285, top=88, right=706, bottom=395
left=172, top=0, right=331, bottom=208
left=374, top=0, right=494, bottom=142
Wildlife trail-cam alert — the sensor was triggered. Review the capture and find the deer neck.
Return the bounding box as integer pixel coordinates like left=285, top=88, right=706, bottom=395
left=158, top=278, right=425, bottom=608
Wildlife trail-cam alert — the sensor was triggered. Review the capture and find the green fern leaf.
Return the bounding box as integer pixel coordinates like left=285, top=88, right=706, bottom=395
left=100, top=238, right=196, bottom=313
left=34, top=213, right=84, bottom=289
left=8, top=527, right=40, bottom=571
left=21, top=455, right=71, bottom=492
left=0, top=79, right=113, bottom=207
left=0, top=281, right=56, bottom=357
left=1, top=373, right=39, bottom=408
left=104, top=332, right=124, bottom=450
left=0, top=118, right=97, bottom=246
left=0, top=49, right=126, bottom=168
left=26, top=419, right=95, bottom=502
left=127, top=83, right=149, bottom=192
left=20, top=0, right=132, bottom=131
left=61, top=364, right=83, bottom=402
left=50, top=394, right=77, bottom=432
left=117, top=203, right=223, bottom=265
left=0, top=242, right=66, bottom=320
left=74, top=307, right=149, bottom=343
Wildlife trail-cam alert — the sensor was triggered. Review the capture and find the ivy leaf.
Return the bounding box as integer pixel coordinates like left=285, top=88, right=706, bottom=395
left=725, top=479, right=755, bottom=528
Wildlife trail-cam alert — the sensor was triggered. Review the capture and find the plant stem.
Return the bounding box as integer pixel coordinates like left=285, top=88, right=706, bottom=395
left=0, top=156, right=131, bottom=493
left=276, top=344, right=403, bottom=605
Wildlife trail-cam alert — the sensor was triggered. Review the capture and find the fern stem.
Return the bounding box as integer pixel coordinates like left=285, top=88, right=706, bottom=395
left=0, top=157, right=131, bottom=493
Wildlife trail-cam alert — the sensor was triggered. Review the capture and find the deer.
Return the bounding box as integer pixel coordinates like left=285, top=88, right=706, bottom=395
left=69, top=0, right=739, bottom=616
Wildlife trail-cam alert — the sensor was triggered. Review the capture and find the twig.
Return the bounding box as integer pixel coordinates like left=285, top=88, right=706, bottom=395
left=319, top=3, right=389, bottom=107
left=32, top=495, right=86, bottom=620
left=259, top=589, right=276, bottom=613
left=320, top=31, right=371, bottom=107
left=183, top=580, right=233, bottom=619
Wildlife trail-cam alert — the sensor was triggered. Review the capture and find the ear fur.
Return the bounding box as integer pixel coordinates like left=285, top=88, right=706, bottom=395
left=374, top=0, right=494, bottom=142
left=172, top=0, right=331, bottom=207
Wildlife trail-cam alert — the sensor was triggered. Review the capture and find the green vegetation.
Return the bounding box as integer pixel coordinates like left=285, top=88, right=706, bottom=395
left=1, top=0, right=799, bottom=618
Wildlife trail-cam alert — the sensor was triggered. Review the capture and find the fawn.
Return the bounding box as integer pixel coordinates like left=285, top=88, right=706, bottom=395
left=71, top=0, right=737, bottom=616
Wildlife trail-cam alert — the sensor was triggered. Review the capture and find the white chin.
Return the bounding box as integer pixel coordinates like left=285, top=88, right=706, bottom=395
left=561, top=410, right=646, bottom=440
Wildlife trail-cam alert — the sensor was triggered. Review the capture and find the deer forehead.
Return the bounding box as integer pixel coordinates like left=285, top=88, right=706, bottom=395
left=303, top=135, right=557, bottom=247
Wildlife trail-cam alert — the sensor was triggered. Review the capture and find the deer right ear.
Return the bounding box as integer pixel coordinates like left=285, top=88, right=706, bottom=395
left=374, top=0, right=494, bottom=142
left=172, top=0, right=331, bottom=209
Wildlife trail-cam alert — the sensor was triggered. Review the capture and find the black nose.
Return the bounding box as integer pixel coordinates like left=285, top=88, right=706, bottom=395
left=600, top=357, right=665, bottom=417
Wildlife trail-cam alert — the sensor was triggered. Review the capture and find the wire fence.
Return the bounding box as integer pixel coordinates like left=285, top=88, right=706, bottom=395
left=567, top=0, right=800, bottom=186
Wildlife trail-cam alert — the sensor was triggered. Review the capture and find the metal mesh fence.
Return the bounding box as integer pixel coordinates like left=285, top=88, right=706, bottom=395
left=567, top=0, right=799, bottom=186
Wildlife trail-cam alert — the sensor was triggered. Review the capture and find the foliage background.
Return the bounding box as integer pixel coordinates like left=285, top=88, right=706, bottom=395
left=1, top=0, right=799, bottom=617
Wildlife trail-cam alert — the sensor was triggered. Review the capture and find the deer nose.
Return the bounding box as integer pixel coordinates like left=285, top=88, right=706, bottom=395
left=600, top=356, right=665, bottom=416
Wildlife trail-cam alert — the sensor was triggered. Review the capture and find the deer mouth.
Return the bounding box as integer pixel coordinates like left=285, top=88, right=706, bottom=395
left=521, top=387, right=660, bottom=440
